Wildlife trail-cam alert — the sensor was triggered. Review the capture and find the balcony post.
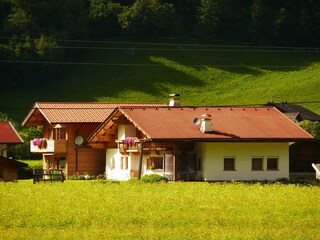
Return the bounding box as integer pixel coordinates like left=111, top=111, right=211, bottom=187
left=137, top=141, right=144, bottom=180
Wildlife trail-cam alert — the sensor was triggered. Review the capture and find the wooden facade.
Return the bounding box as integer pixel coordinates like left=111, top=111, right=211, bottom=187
left=289, top=141, right=320, bottom=178
left=0, top=157, right=28, bottom=182
left=31, top=123, right=106, bottom=177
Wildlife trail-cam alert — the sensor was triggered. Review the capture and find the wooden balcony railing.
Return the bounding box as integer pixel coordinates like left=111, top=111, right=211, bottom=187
left=116, top=139, right=169, bottom=154
left=116, top=139, right=141, bottom=153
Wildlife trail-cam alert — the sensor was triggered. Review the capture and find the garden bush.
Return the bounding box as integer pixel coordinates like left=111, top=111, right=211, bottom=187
left=140, top=174, right=168, bottom=183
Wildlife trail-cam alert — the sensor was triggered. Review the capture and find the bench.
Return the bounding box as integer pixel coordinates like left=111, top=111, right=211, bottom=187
left=33, top=169, right=65, bottom=184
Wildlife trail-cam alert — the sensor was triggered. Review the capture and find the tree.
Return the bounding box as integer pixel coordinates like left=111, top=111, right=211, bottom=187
left=197, top=0, right=252, bottom=42
left=251, top=0, right=277, bottom=44
left=9, top=126, right=43, bottom=160
left=89, top=0, right=123, bottom=38
left=299, top=120, right=320, bottom=139
left=197, top=0, right=219, bottom=39
left=118, top=0, right=178, bottom=38
left=0, top=112, right=11, bottom=122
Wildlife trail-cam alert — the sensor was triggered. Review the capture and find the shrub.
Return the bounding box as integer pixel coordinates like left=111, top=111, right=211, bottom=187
left=69, top=173, right=90, bottom=180
left=18, top=167, right=33, bottom=179
left=140, top=174, right=168, bottom=183
left=276, top=177, right=320, bottom=186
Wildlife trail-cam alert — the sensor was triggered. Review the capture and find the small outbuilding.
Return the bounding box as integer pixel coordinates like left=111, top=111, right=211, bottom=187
left=0, top=156, right=27, bottom=182
left=0, top=122, right=25, bottom=182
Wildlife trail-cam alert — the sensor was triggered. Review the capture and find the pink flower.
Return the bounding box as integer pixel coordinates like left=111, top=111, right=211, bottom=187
left=32, top=138, right=43, bottom=146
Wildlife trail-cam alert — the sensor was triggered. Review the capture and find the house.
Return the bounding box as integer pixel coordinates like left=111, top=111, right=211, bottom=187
left=0, top=122, right=26, bottom=182
left=86, top=105, right=313, bottom=181
left=22, top=102, right=165, bottom=177
left=266, top=101, right=320, bottom=123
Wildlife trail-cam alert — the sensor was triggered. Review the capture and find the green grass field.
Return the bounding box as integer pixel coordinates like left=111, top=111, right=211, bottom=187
left=18, top=160, right=42, bottom=168
left=1, top=181, right=319, bottom=239
left=1, top=42, right=320, bottom=121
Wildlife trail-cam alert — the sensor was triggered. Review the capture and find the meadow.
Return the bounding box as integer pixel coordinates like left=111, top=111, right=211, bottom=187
left=1, top=42, right=320, bottom=121
left=1, top=180, right=319, bottom=239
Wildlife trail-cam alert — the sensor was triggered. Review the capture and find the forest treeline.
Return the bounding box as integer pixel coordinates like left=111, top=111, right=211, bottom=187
left=1, top=0, right=320, bottom=88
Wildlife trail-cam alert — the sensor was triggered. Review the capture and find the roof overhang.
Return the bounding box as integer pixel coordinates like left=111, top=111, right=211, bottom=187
left=22, top=103, right=50, bottom=126
left=0, top=156, right=28, bottom=167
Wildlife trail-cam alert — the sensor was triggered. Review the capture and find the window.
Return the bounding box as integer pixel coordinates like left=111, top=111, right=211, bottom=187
left=224, top=157, right=235, bottom=171
left=252, top=157, right=263, bottom=171
left=147, top=157, right=163, bottom=170
left=52, top=128, right=66, bottom=140
left=111, top=157, right=115, bottom=169
left=53, top=156, right=67, bottom=169
left=58, top=156, right=66, bottom=169
left=121, top=156, right=128, bottom=170
left=267, top=157, right=278, bottom=170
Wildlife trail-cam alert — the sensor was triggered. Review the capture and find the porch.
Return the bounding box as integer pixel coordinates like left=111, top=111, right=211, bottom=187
left=106, top=141, right=202, bottom=181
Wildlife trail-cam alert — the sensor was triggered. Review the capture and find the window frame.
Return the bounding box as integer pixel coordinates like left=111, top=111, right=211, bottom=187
left=267, top=157, right=279, bottom=171
left=51, top=128, right=67, bottom=140
left=147, top=156, right=164, bottom=170
left=223, top=157, right=236, bottom=171
left=121, top=155, right=128, bottom=170
left=111, top=157, right=115, bottom=170
left=251, top=157, right=264, bottom=171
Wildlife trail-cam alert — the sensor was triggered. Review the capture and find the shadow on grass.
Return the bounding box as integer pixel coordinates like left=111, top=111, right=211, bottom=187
left=208, top=178, right=320, bottom=186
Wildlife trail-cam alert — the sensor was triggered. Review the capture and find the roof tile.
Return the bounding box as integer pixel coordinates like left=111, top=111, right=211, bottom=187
left=23, top=102, right=165, bottom=125
left=0, top=122, right=24, bottom=143
left=119, top=106, right=312, bottom=140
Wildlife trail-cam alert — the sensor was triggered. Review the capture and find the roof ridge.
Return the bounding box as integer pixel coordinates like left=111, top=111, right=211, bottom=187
left=119, top=105, right=274, bottom=109
left=36, top=101, right=165, bottom=104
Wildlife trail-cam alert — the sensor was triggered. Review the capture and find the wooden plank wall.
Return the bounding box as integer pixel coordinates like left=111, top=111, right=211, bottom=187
left=67, top=148, right=106, bottom=176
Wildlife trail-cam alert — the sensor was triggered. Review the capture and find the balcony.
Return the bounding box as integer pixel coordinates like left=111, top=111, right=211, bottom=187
left=116, top=138, right=169, bottom=154
left=116, top=139, right=141, bottom=153
left=30, top=139, right=67, bottom=154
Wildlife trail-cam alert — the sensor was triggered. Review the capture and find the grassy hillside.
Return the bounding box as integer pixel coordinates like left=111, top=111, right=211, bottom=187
left=1, top=41, right=320, bottom=121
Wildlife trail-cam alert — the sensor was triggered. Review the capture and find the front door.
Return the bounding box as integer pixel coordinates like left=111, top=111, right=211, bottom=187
left=177, top=152, right=197, bottom=181
left=44, top=155, right=66, bottom=174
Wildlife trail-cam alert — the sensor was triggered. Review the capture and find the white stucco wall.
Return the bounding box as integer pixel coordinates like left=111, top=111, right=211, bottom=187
left=202, top=142, right=289, bottom=181
left=105, top=148, right=170, bottom=180
left=106, top=148, right=131, bottom=180
left=118, top=125, right=136, bottom=140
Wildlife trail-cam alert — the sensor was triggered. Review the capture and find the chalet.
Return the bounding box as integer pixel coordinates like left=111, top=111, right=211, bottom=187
left=0, top=122, right=26, bottom=182
left=87, top=105, right=313, bottom=181
left=22, top=102, right=165, bottom=177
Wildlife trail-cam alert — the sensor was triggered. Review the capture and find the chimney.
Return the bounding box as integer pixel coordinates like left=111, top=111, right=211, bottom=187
left=200, top=114, right=212, bottom=133
left=169, top=94, right=180, bottom=107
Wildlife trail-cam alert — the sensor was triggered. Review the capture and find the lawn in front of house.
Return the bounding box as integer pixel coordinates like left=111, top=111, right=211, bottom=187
left=18, top=159, right=42, bottom=168
left=0, top=181, right=319, bottom=239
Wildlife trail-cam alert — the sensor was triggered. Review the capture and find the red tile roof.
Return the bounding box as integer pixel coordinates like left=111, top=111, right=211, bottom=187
left=117, top=106, right=313, bottom=141
left=0, top=122, right=24, bottom=144
left=22, top=102, right=166, bottom=126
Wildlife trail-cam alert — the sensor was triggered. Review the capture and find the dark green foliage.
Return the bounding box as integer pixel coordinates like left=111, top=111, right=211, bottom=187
left=140, top=174, right=168, bottom=183
left=18, top=166, right=33, bottom=179
left=89, top=0, right=123, bottom=38
left=118, top=0, right=177, bottom=38
left=8, top=126, right=43, bottom=160
left=299, top=121, right=320, bottom=138
left=0, top=112, right=11, bottom=122
left=276, top=177, right=320, bottom=186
